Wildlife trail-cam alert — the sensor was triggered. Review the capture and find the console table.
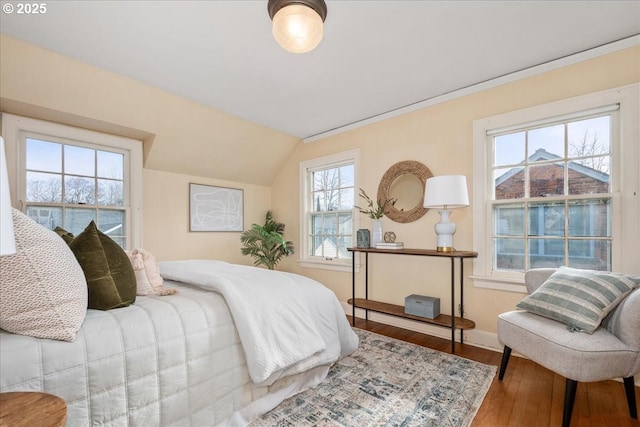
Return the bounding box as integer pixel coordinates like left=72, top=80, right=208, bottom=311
left=348, top=247, right=477, bottom=354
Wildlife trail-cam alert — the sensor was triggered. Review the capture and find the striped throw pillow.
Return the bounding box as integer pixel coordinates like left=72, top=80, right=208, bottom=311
left=516, top=266, right=640, bottom=334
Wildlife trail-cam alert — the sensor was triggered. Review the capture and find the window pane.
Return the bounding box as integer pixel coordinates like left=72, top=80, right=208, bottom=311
left=568, top=156, right=610, bottom=194
left=336, top=236, right=351, bottom=259
left=340, top=165, right=354, bottom=187
left=311, top=214, right=322, bottom=234
left=323, top=214, right=337, bottom=234
left=313, top=171, right=325, bottom=191
left=528, top=124, right=564, bottom=159
left=325, top=189, right=340, bottom=211
left=494, top=167, right=524, bottom=200
left=529, top=238, right=565, bottom=268
left=26, top=139, right=61, bottom=172
left=311, top=235, right=322, bottom=256
left=64, top=145, right=95, bottom=176
left=312, top=191, right=326, bottom=211
left=98, top=179, right=124, bottom=206
left=97, top=151, right=124, bottom=179
left=495, top=132, right=525, bottom=166
left=494, top=204, right=524, bottom=236
left=338, top=213, right=351, bottom=234
left=66, top=208, right=96, bottom=235
left=568, top=116, right=610, bottom=158
left=494, top=238, right=524, bottom=271
left=568, top=240, right=610, bottom=270
left=568, top=199, right=610, bottom=237
left=26, top=171, right=62, bottom=203
left=339, top=187, right=354, bottom=210
left=529, top=202, right=565, bottom=237
left=64, top=176, right=95, bottom=204
left=529, top=163, right=565, bottom=197
left=26, top=206, right=62, bottom=230
left=98, top=209, right=125, bottom=237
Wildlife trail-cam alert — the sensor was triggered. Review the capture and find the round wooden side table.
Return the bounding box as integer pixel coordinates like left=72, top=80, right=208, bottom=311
left=0, top=392, right=67, bottom=427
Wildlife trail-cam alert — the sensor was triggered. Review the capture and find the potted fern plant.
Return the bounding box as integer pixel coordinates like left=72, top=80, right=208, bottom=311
left=240, top=210, right=294, bottom=270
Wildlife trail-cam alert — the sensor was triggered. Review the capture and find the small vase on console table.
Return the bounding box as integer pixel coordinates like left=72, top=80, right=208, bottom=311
left=371, top=219, right=383, bottom=248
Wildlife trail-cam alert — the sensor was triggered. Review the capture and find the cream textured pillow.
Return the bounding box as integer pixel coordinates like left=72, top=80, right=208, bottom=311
left=126, top=248, right=176, bottom=296
left=0, top=209, right=87, bottom=342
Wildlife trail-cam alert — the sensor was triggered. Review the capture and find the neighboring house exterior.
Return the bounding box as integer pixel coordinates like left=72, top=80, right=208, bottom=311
left=494, top=149, right=610, bottom=270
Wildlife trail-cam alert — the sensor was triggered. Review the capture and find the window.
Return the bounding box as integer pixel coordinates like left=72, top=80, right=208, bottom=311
left=299, top=149, right=359, bottom=271
left=492, top=113, right=613, bottom=272
left=473, top=85, right=639, bottom=291
left=2, top=114, right=143, bottom=249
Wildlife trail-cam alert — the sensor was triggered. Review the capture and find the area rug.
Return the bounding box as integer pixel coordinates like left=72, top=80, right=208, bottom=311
left=251, top=328, right=496, bottom=427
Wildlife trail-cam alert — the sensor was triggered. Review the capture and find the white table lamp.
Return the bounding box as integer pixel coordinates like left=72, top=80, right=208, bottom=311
left=1, top=137, right=16, bottom=256
left=423, top=175, right=469, bottom=252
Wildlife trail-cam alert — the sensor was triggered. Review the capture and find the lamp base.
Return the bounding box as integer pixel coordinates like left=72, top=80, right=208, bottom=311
left=436, top=246, right=455, bottom=253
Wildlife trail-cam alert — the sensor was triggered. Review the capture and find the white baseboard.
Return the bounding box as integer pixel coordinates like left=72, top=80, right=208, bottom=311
left=341, top=302, right=640, bottom=387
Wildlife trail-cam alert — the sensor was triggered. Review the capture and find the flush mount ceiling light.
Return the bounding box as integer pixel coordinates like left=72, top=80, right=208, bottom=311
left=267, top=0, right=327, bottom=54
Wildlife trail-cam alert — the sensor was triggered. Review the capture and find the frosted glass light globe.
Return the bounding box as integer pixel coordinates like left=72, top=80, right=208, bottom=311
left=272, top=4, right=324, bottom=53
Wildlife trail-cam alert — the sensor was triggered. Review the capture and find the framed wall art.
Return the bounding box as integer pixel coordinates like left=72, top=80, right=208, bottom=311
left=189, top=183, right=244, bottom=232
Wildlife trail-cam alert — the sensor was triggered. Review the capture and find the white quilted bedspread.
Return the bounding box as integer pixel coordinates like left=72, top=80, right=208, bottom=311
left=0, top=279, right=349, bottom=426
left=158, top=260, right=359, bottom=386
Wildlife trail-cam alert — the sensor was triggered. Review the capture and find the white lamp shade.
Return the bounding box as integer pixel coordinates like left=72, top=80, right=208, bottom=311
left=272, top=4, right=324, bottom=53
left=0, top=137, right=16, bottom=256
left=423, top=175, right=469, bottom=209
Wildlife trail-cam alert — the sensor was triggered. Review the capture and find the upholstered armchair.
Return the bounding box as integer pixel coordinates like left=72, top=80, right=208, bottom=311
left=497, top=267, right=640, bottom=427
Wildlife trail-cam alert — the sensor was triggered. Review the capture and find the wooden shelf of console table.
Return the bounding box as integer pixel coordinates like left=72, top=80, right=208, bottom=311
left=348, top=247, right=478, bottom=354
left=348, top=298, right=475, bottom=330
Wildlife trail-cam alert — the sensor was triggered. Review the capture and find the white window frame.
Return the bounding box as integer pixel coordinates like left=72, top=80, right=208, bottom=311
left=299, top=148, right=360, bottom=272
left=472, top=84, right=639, bottom=292
left=2, top=114, right=143, bottom=249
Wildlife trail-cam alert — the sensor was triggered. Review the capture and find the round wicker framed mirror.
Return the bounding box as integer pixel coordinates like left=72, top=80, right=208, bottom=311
left=377, top=160, right=433, bottom=223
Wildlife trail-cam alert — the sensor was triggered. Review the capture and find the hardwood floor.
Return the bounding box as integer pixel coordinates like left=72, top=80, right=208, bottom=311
left=350, top=316, right=640, bottom=427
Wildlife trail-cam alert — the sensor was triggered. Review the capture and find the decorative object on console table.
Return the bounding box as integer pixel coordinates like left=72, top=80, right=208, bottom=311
left=383, top=231, right=396, bottom=243
left=356, top=229, right=370, bottom=248
left=355, top=188, right=396, bottom=249
left=423, top=175, right=469, bottom=252
left=371, top=219, right=383, bottom=248
left=376, top=242, right=404, bottom=249
left=405, top=294, right=440, bottom=319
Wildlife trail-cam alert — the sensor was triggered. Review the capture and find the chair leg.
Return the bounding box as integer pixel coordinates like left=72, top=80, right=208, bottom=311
left=498, top=346, right=512, bottom=381
left=623, top=377, right=638, bottom=419
left=563, top=379, right=578, bottom=427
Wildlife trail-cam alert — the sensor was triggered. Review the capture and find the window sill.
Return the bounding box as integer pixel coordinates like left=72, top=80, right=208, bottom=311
left=299, top=259, right=358, bottom=273
left=471, top=274, right=527, bottom=293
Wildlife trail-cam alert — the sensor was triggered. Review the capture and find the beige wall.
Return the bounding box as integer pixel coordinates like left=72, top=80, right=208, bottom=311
left=271, top=45, right=640, bottom=338
left=0, top=34, right=284, bottom=263
left=142, top=169, right=270, bottom=263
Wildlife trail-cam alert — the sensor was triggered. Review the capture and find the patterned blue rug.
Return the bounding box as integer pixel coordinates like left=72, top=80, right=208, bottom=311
left=252, top=329, right=496, bottom=426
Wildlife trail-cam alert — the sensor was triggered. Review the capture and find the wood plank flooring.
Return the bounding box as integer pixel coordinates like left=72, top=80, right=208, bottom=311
left=350, top=316, right=640, bottom=427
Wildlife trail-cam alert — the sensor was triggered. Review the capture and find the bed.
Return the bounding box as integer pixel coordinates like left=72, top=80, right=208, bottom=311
left=0, top=259, right=359, bottom=426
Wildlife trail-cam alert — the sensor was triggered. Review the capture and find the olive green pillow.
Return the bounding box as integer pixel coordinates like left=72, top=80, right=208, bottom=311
left=67, top=221, right=136, bottom=310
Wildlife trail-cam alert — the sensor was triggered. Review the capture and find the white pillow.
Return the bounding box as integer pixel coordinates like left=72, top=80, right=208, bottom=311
left=126, top=248, right=176, bottom=296
left=0, top=209, right=87, bottom=341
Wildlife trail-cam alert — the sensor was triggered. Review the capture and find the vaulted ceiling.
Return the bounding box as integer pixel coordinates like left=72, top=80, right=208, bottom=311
left=2, top=1, right=639, bottom=142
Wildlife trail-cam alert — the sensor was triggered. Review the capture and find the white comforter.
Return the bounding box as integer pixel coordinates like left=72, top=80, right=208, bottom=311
left=158, top=260, right=358, bottom=386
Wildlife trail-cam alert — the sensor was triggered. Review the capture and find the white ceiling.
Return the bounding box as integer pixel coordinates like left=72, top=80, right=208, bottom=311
left=1, top=1, right=639, bottom=141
